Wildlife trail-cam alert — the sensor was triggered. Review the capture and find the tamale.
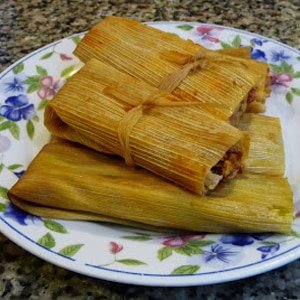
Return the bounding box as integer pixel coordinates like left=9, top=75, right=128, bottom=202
left=7, top=139, right=293, bottom=233
left=44, top=58, right=249, bottom=195
left=238, top=113, right=285, bottom=176
left=73, top=16, right=271, bottom=123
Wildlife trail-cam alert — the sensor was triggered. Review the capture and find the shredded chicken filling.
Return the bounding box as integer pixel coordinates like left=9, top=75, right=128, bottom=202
left=229, top=84, right=266, bottom=125
left=204, top=144, right=244, bottom=192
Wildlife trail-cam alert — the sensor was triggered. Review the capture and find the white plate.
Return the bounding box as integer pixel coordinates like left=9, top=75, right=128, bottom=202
left=1, top=22, right=300, bottom=287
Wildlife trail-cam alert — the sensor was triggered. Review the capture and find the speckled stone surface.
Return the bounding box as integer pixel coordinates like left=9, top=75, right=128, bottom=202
left=1, top=1, right=300, bottom=299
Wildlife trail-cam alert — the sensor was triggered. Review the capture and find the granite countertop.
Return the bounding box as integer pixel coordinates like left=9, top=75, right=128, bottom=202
left=1, top=1, right=300, bottom=299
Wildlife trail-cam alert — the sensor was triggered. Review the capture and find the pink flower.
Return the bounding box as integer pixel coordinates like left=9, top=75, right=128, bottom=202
left=271, top=72, right=293, bottom=88
left=37, top=76, right=61, bottom=99
left=163, top=234, right=205, bottom=248
left=196, top=26, right=223, bottom=43
left=295, top=211, right=300, bottom=218
left=60, top=53, right=73, bottom=61
left=109, top=241, right=123, bottom=254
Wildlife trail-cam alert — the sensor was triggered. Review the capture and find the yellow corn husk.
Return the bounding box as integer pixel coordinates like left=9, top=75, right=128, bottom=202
left=219, top=46, right=252, bottom=58
left=44, top=58, right=249, bottom=195
left=239, top=113, right=285, bottom=176
left=8, top=139, right=293, bottom=233
left=73, top=16, right=271, bottom=122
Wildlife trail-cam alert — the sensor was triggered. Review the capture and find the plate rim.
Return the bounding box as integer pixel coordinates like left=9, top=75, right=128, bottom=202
left=1, top=20, right=300, bottom=287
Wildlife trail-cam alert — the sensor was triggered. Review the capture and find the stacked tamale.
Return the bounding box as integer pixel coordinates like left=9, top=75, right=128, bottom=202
left=8, top=17, right=294, bottom=233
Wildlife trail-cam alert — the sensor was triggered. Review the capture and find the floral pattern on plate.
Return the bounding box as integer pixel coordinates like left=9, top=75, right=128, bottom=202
left=0, top=22, right=300, bottom=286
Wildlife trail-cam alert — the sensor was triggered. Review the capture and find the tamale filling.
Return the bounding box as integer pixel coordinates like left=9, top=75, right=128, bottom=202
left=205, top=143, right=244, bottom=191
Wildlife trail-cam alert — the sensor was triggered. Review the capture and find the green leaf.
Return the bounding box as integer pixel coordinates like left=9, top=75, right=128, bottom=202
left=0, top=187, right=8, bottom=200
left=122, top=233, right=152, bottom=241
left=157, top=246, right=173, bottom=261
left=36, top=65, right=48, bottom=76
left=43, top=219, right=68, bottom=233
left=116, top=259, right=146, bottom=266
left=286, top=91, right=293, bottom=104
left=7, top=164, right=23, bottom=170
left=59, top=244, right=84, bottom=257
left=176, top=24, right=194, bottom=31
left=13, top=63, right=24, bottom=74
left=32, top=115, right=40, bottom=122
left=24, top=75, right=41, bottom=85
left=0, top=120, right=20, bottom=140
left=0, top=120, right=11, bottom=131
left=0, top=164, right=3, bottom=173
left=174, top=245, right=203, bottom=256
left=26, top=83, right=42, bottom=94
left=40, top=52, right=54, bottom=60
left=188, top=240, right=215, bottom=247
left=268, top=63, right=281, bottom=74
left=287, top=230, right=300, bottom=238
left=291, top=87, right=300, bottom=96
left=0, top=202, right=6, bottom=212
left=293, top=71, right=300, bottom=78
left=220, top=41, right=231, bottom=49
left=38, top=232, right=56, bottom=249
left=297, top=56, right=300, bottom=61
left=260, top=241, right=278, bottom=246
left=61, top=64, right=77, bottom=79
left=232, top=35, right=242, bottom=47
left=72, top=36, right=82, bottom=45
left=171, top=265, right=200, bottom=275
left=26, top=120, right=35, bottom=140
left=281, top=61, right=294, bottom=74
left=37, top=99, right=49, bottom=110
left=9, top=122, right=20, bottom=140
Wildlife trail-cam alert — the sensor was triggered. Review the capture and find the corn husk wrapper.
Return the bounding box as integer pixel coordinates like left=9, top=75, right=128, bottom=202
left=44, top=58, right=249, bottom=195
left=239, top=113, right=285, bottom=176
left=8, top=139, right=293, bottom=233
left=73, top=17, right=271, bottom=123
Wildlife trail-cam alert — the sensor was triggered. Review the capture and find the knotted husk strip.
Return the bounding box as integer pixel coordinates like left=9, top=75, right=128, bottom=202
left=8, top=139, right=293, bottom=233
left=238, top=113, right=286, bottom=176
left=73, top=16, right=271, bottom=123
left=44, top=58, right=249, bottom=195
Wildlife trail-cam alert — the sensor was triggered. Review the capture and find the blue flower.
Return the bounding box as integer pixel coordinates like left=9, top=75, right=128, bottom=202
left=203, top=243, right=237, bottom=263
left=270, top=50, right=291, bottom=63
left=257, top=243, right=280, bottom=259
left=0, top=94, right=35, bottom=122
left=3, top=202, right=41, bottom=226
left=3, top=76, right=26, bottom=94
left=250, top=38, right=268, bottom=46
left=251, top=48, right=267, bottom=62
left=13, top=170, right=25, bottom=178
left=220, top=233, right=273, bottom=246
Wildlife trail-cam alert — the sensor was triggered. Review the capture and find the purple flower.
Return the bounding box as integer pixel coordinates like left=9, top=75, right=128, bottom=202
left=162, top=234, right=206, bottom=248
left=270, top=50, right=291, bottom=63
left=0, top=94, right=35, bottom=122
left=37, top=76, right=61, bottom=99
left=251, top=48, right=267, bottom=62
left=220, top=233, right=273, bottom=246
left=3, top=202, right=41, bottom=226
left=195, top=26, right=223, bottom=47
left=257, top=243, right=280, bottom=259
left=1, top=74, right=27, bottom=95
left=0, top=135, right=11, bottom=152
left=203, top=243, right=237, bottom=263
